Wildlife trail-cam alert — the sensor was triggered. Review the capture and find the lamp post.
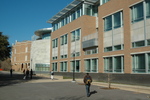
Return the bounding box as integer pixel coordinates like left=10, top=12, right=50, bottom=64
left=72, top=51, right=76, bottom=82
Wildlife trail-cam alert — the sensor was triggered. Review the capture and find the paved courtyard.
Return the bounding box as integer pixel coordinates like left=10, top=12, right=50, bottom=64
left=0, top=71, right=150, bottom=100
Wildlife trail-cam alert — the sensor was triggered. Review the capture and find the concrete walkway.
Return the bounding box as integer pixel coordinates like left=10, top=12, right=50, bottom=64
left=35, top=74, right=150, bottom=95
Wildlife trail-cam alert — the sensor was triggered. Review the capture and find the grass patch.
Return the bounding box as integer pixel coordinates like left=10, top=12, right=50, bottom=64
left=63, top=76, right=72, bottom=79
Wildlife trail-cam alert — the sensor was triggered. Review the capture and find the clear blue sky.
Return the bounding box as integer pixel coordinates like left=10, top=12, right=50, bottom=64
left=0, top=0, right=73, bottom=45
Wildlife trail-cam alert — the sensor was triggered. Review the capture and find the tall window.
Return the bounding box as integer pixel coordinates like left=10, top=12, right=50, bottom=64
left=146, top=0, right=150, bottom=18
left=104, top=11, right=122, bottom=31
left=84, top=58, right=98, bottom=72
left=71, top=60, right=80, bottom=72
left=61, top=34, right=68, bottom=45
left=52, top=38, right=58, bottom=48
left=104, top=16, right=112, bottom=31
left=131, top=2, right=144, bottom=23
left=71, top=11, right=76, bottom=21
left=131, top=1, right=150, bottom=23
left=52, top=63, right=57, bottom=72
left=60, top=62, right=67, bottom=72
left=148, top=54, right=150, bottom=73
left=71, top=29, right=81, bottom=42
left=104, top=56, right=124, bottom=73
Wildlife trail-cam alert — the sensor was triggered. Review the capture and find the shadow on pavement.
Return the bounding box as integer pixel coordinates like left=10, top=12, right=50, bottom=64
left=0, top=71, right=48, bottom=87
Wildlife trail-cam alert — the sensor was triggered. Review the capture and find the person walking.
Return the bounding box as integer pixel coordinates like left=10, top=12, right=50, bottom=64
left=83, top=73, right=92, bottom=97
left=30, top=69, right=33, bottom=79
left=10, top=68, right=13, bottom=77
left=26, top=69, right=29, bottom=79
left=50, top=70, right=54, bottom=80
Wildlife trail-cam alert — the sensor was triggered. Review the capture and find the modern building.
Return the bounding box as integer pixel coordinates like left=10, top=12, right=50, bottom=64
left=11, top=28, right=52, bottom=73
left=11, top=41, right=31, bottom=71
left=30, top=28, right=52, bottom=73
left=47, top=0, right=150, bottom=85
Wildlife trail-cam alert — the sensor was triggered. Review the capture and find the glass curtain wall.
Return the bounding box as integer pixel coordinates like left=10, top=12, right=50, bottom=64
left=52, top=2, right=99, bottom=32
left=35, top=64, right=50, bottom=72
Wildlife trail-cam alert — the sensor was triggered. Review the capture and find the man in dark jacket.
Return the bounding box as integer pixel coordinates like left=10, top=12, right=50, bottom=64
left=83, top=73, right=92, bottom=97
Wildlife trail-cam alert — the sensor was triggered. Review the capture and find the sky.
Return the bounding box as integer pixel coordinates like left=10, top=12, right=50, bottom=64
left=0, top=0, right=73, bottom=45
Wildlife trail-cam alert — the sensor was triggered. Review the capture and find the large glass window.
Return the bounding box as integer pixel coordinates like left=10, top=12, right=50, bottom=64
left=114, top=56, right=122, bottom=72
left=35, top=64, right=50, bottom=72
left=104, top=57, right=113, bottom=72
left=104, top=11, right=122, bottom=31
left=71, top=29, right=81, bottom=42
left=60, top=62, right=67, bottom=72
left=52, top=63, right=57, bottom=72
left=146, top=0, right=150, bottom=18
left=132, top=54, right=145, bottom=73
left=131, top=2, right=144, bottom=23
left=71, top=60, right=80, bottom=72
left=84, top=58, right=98, bottom=72
left=104, top=56, right=124, bottom=73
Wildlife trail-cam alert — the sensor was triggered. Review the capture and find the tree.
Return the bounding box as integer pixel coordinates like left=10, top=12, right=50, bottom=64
left=0, top=32, right=11, bottom=61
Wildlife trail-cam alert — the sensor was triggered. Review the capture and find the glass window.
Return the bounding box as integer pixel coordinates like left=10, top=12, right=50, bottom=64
left=71, top=60, right=80, bottom=72
left=85, top=4, right=91, bottom=16
left=104, top=47, right=112, bottom=52
left=104, top=56, right=124, bottom=73
left=132, top=54, right=145, bottom=73
left=104, top=15, right=112, bottom=31
left=104, top=57, right=113, bottom=72
left=92, top=48, right=98, bottom=54
left=133, top=41, right=145, bottom=48
left=71, top=31, right=75, bottom=42
left=147, top=39, right=150, bottom=45
left=114, top=56, right=122, bottom=72
left=146, top=0, right=150, bottom=18
left=102, top=0, right=110, bottom=5
left=60, top=36, right=64, bottom=45
left=64, top=34, right=68, bottom=44
left=77, top=7, right=81, bottom=18
left=71, top=11, right=76, bottom=21
left=52, top=40, right=55, bottom=48
left=114, top=45, right=122, bottom=50
left=52, top=63, right=57, bottom=72
left=148, top=54, right=150, bottom=72
left=131, top=2, right=144, bottom=23
left=114, top=12, right=121, bottom=28
left=76, top=29, right=80, bottom=40
left=85, top=59, right=91, bottom=72
left=71, top=29, right=81, bottom=42
left=92, top=59, right=97, bottom=72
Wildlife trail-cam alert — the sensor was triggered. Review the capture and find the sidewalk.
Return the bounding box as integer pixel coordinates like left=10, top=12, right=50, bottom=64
left=35, top=74, right=150, bottom=95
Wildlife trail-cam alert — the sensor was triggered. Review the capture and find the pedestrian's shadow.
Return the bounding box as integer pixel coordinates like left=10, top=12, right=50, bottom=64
left=90, top=90, right=97, bottom=96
